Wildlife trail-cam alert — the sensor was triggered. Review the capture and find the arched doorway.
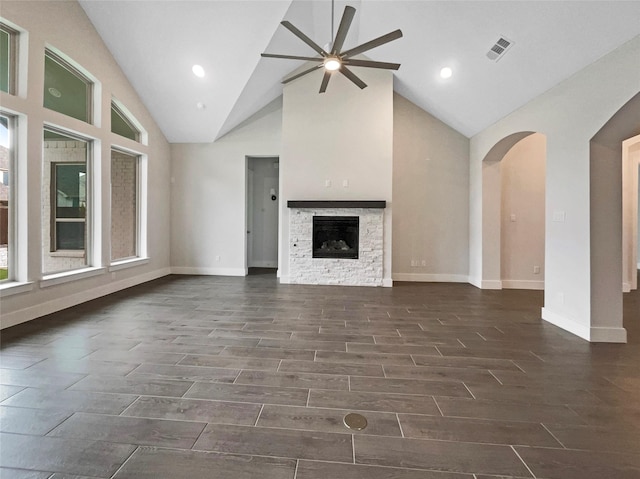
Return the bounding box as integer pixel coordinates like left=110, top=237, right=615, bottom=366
left=500, top=133, right=546, bottom=290
left=479, top=131, right=546, bottom=290
left=589, top=92, right=640, bottom=341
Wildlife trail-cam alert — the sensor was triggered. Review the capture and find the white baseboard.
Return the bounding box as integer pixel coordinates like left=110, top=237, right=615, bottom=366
left=392, top=273, right=469, bottom=283
left=0, top=267, right=171, bottom=330
left=541, top=307, right=590, bottom=342
left=383, top=277, right=393, bottom=287
left=468, top=276, right=482, bottom=289
left=279, top=275, right=290, bottom=284
left=480, top=279, right=503, bottom=290
left=468, top=277, right=502, bottom=289
left=502, top=280, right=545, bottom=290
left=590, top=326, right=627, bottom=343
left=623, top=282, right=631, bottom=293
left=171, top=267, right=246, bottom=276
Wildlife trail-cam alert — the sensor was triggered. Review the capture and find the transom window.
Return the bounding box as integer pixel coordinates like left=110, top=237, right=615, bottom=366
left=0, top=22, right=17, bottom=94
left=44, top=50, right=92, bottom=123
left=111, top=102, right=140, bottom=142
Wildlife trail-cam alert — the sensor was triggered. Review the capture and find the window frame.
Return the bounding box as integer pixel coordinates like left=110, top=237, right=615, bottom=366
left=110, top=147, right=141, bottom=262
left=0, top=112, right=15, bottom=282
left=111, top=101, right=141, bottom=142
left=44, top=48, right=93, bottom=124
left=0, top=22, right=18, bottom=95
left=42, top=126, right=93, bottom=274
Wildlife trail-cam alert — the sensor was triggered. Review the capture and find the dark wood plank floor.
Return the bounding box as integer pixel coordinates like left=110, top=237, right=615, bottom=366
left=1, top=273, right=639, bottom=479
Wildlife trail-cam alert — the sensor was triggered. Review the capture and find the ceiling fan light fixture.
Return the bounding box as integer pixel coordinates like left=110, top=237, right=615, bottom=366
left=262, top=4, right=402, bottom=92
left=324, top=57, right=341, bottom=71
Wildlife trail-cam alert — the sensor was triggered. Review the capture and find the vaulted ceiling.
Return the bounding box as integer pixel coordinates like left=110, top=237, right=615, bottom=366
left=79, top=1, right=640, bottom=143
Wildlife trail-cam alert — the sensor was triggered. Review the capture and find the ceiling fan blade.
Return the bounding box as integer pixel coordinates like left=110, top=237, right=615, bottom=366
left=340, top=66, right=367, bottom=89
left=319, top=71, right=332, bottom=93
left=331, top=6, right=356, bottom=55
left=341, top=29, right=403, bottom=58
left=282, top=64, right=323, bottom=84
left=262, top=53, right=323, bottom=62
left=281, top=21, right=327, bottom=56
left=344, top=59, right=401, bottom=70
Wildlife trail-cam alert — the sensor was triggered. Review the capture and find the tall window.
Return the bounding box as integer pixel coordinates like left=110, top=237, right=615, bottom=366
left=111, top=102, right=140, bottom=142
left=43, top=129, right=90, bottom=275
left=0, top=114, right=13, bottom=281
left=111, top=149, right=138, bottom=261
left=0, top=23, right=17, bottom=94
left=44, top=50, right=92, bottom=123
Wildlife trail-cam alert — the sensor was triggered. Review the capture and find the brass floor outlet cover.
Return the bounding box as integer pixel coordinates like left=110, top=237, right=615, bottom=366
left=343, top=413, right=367, bottom=430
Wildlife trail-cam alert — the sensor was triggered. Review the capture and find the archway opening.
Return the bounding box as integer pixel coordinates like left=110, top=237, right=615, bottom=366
left=480, top=131, right=547, bottom=291
left=589, top=91, right=640, bottom=342
left=500, top=133, right=546, bottom=290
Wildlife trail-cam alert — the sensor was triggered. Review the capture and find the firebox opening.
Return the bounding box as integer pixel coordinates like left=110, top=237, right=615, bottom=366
left=312, top=216, right=359, bottom=259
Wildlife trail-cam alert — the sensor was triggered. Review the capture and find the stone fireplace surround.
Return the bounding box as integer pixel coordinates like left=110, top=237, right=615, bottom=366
left=287, top=201, right=386, bottom=287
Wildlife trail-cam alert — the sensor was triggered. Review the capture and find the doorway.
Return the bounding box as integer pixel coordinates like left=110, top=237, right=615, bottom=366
left=246, top=157, right=279, bottom=275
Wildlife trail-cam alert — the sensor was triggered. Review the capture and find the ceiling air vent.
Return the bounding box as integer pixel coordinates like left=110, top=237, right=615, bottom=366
left=486, top=36, right=513, bottom=62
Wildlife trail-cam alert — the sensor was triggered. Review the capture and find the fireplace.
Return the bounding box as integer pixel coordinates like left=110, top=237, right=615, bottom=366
left=286, top=201, right=386, bottom=287
left=313, top=216, right=359, bottom=259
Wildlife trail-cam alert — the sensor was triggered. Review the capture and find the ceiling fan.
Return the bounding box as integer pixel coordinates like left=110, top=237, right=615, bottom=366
left=261, top=4, right=402, bottom=93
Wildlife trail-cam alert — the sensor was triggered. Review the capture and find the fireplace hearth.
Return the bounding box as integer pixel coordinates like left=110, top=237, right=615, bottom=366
left=313, top=216, right=359, bottom=259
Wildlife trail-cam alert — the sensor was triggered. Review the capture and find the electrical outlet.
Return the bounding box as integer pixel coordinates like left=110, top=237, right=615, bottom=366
left=411, top=259, right=418, bottom=267
left=325, top=179, right=331, bottom=187
left=533, top=266, right=540, bottom=274
left=421, top=260, right=426, bottom=266
left=215, top=255, right=220, bottom=261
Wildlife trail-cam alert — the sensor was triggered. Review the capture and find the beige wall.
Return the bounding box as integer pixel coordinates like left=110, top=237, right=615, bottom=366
left=170, top=99, right=282, bottom=275
left=500, top=133, right=546, bottom=289
left=392, top=93, right=469, bottom=282
left=470, top=35, right=640, bottom=342
left=0, top=1, right=171, bottom=329
left=279, top=68, right=394, bottom=285
left=171, top=85, right=473, bottom=285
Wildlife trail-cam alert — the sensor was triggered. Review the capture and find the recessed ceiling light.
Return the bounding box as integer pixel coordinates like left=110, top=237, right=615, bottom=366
left=440, top=67, right=452, bottom=79
left=48, top=87, right=62, bottom=98
left=196, top=102, right=206, bottom=110
left=192, top=65, right=205, bottom=78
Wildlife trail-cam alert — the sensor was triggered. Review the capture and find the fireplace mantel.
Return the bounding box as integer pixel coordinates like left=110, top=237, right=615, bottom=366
left=287, top=200, right=386, bottom=209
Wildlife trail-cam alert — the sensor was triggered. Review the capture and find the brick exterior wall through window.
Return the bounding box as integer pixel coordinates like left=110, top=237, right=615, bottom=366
left=111, top=151, right=137, bottom=261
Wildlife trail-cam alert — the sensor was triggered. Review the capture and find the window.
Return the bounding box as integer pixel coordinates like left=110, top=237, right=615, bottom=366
left=111, top=149, right=139, bottom=261
left=53, top=163, right=87, bottom=250
left=0, top=114, right=13, bottom=281
left=44, top=50, right=92, bottom=123
left=43, top=129, right=91, bottom=275
left=0, top=23, right=17, bottom=94
left=111, top=102, right=140, bottom=141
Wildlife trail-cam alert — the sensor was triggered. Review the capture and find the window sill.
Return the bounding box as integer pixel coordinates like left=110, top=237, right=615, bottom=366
left=0, top=281, right=35, bottom=298
left=40, top=266, right=105, bottom=288
left=49, top=250, right=86, bottom=258
left=109, top=257, right=149, bottom=272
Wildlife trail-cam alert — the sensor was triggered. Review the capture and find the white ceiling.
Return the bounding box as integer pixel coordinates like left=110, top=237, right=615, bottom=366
left=79, top=0, right=640, bottom=143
